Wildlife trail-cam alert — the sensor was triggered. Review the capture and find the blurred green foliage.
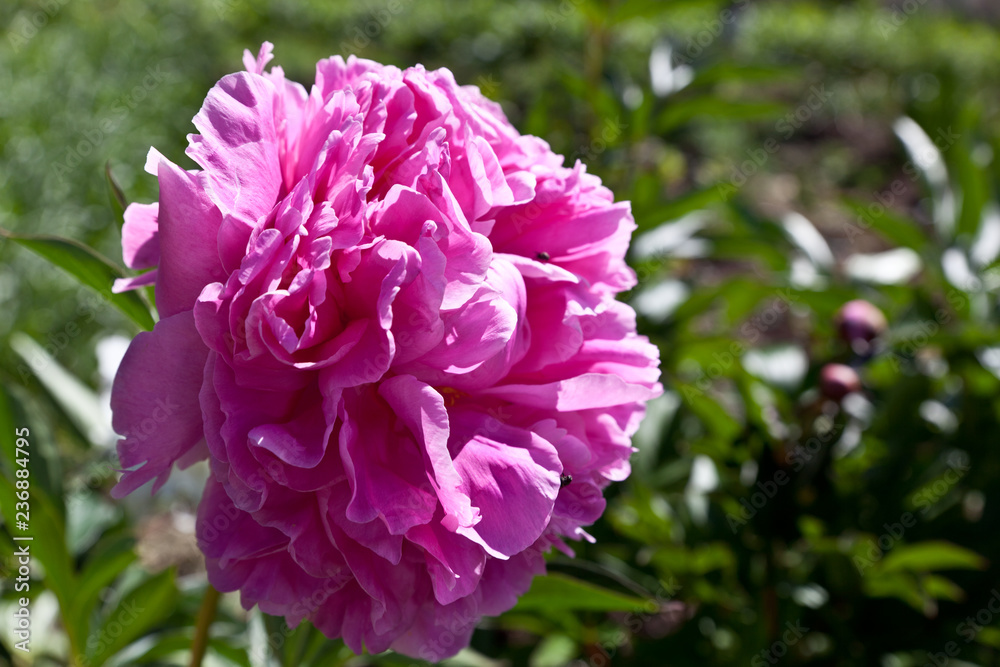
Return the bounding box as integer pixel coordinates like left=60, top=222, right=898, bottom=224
left=2, top=0, right=1000, bottom=665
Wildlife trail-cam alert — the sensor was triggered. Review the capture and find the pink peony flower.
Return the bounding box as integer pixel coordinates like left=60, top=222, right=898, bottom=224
left=111, top=42, right=661, bottom=660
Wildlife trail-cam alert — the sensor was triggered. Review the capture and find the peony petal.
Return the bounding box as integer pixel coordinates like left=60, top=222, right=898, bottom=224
left=111, top=310, right=208, bottom=497
left=338, top=386, right=437, bottom=533
left=112, top=270, right=157, bottom=293
left=153, top=157, right=227, bottom=317
left=449, top=409, right=562, bottom=556
left=186, top=71, right=283, bottom=229
left=377, top=375, right=478, bottom=530
left=121, top=202, right=159, bottom=269
left=479, top=373, right=659, bottom=411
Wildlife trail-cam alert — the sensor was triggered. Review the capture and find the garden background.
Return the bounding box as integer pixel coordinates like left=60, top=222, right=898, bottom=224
left=1, top=0, right=1000, bottom=665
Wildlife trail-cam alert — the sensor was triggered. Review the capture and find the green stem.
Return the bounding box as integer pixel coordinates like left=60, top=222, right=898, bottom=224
left=189, top=585, right=221, bottom=667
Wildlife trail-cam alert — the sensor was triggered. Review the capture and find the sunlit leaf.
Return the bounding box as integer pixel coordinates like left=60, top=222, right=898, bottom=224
left=1, top=230, right=154, bottom=330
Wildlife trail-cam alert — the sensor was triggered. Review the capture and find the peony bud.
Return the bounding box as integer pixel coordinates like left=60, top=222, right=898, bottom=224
left=819, top=363, right=862, bottom=402
left=836, top=299, right=887, bottom=356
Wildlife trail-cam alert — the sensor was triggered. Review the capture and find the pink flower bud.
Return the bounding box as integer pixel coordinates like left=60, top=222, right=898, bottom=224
left=820, top=363, right=862, bottom=401
left=836, top=299, right=887, bottom=355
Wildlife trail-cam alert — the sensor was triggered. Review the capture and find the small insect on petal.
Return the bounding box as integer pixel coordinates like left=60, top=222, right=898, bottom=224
left=560, top=474, right=573, bottom=487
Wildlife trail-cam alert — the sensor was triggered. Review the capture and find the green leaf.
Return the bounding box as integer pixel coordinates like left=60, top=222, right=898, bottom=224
left=72, top=535, right=137, bottom=624
left=842, top=197, right=927, bottom=251
left=657, top=98, right=787, bottom=134
left=677, top=383, right=743, bottom=442
left=608, top=0, right=671, bottom=24
left=0, top=229, right=155, bottom=330
left=296, top=623, right=342, bottom=667
left=510, top=573, right=652, bottom=613
left=877, top=541, right=988, bottom=574
left=9, top=333, right=114, bottom=446
left=634, top=188, right=724, bottom=233
left=652, top=543, right=736, bottom=576
left=105, top=161, right=129, bottom=226
left=919, top=574, right=965, bottom=602
left=86, top=567, right=179, bottom=667
left=977, top=626, right=1000, bottom=650
left=530, top=635, right=578, bottom=667
left=0, top=385, right=22, bottom=475
left=689, top=64, right=800, bottom=88
left=863, top=572, right=926, bottom=612
left=950, top=103, right=987, bottom=240
left=893, top=116, right=956, bottom=239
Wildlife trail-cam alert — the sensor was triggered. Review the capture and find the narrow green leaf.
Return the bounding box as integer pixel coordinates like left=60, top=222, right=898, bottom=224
left=209, top=638, right=253, bottom=667
left=72, top=538, right=137, bottom=624
left=0, top=385, right=21, bottom=475
left=877, top=541, right=988, bottom=574
left=863, top=572, right=925, bottom=612
left=689, top=64, right=800, bottom=88
left=950, top=102, right=986, bottom=239
left=842, top=197, right=927, bottom=250
left=635, top=188, right=724, bottom=233
left=105, top=161, right=129, bottom=225
left=86, top=568, right=178, bottom=667
left=10, top=333, right=114, bottom=446
left=657, top=99, right=787, bottom=134
left=893, top=117, right=956, bottom=239
left=677, top=383, right=743, bottom=441
left=511, top=573, right=652, bottom=612
left=1, top=230, right=154, bottom=330
left=919, top=574, right=966, bottom=602
left=977, top=627, right=1000, bottom=650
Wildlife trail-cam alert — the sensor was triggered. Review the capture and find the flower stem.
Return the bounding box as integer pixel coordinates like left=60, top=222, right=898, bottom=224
left=189, top=584, right=221, bottom=667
